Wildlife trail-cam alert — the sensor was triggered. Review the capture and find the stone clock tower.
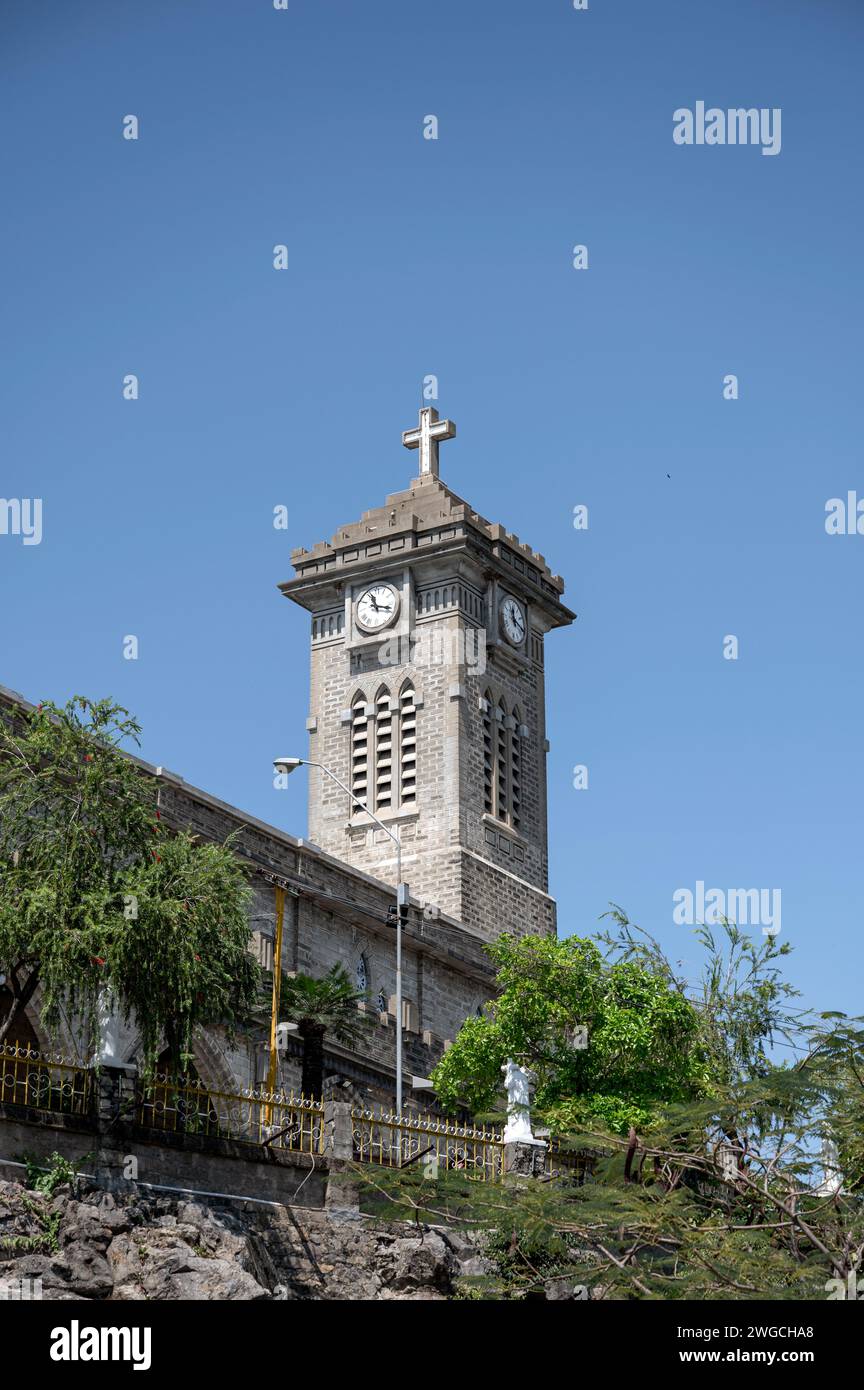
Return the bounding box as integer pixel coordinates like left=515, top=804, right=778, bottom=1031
left=279, top=408, right=575, bottom=940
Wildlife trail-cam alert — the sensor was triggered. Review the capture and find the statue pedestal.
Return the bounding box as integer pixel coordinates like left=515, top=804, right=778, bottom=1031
left=504, top=1139, right=547, bottom=1178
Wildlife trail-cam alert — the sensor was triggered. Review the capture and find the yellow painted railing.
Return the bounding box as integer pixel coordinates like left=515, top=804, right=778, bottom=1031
left=351, top=1106, right=504, bottom=1181
left=137, top=1073, right=325, bottom=1155
left=0, top=1038, right=585, bottom=1186
left=0, top=1040, right=92, bottom=1118
left=543, top=1134, right=595, bottom=1183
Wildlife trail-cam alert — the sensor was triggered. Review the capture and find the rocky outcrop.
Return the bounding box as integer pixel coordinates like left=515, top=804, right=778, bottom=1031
left=0, top=1180, right=484, bottom=1301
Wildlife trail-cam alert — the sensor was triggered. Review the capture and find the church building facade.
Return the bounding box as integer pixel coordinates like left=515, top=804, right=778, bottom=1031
left=0, top=407, right=574, bottom=1109
left=282, top=406, right=574, bottom=944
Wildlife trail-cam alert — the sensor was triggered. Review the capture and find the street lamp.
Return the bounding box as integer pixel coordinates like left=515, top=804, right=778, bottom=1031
left=274, top=755, right=408, bottom=1117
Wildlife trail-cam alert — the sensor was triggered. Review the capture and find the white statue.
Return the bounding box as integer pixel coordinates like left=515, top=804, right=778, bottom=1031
left=817, top=1138, right=843, bottom=1196
left=502, top=1059, right=542, bottom=1145
left=93, top=990, right=127, bottom=1067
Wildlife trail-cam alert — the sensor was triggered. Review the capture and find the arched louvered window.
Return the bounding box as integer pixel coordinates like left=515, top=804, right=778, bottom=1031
left=349, top=684, right=420, bottom=816
left=511, top=706, right=522, bottom=831
left=399, top=682, right=417, bottom=805
left=350, top=692, right=369, bottom=809
left=374, top=687, right=393, bottom=811
left=482, top=693, right=522, bottom=830
left=482, top=693, right=494, bottom=815
left=496, top=698, right=509, bottom=822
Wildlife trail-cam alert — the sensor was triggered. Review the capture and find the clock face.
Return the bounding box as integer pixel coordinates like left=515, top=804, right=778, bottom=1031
left=500, top=595, right=526, bottom=646
left=356, top=584, right=400, bottom=633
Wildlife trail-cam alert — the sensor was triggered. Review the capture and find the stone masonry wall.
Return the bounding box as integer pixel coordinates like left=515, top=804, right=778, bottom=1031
left=156, top=773, right=494, bottom=1103
left=302, top=602, right=557, bottom=942
left=0, top=682, right=498, bottom=1107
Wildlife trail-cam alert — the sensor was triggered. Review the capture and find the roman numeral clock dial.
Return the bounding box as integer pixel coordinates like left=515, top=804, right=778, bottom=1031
left=355, top=583, right=400, bottom=634
left=499, top=595, right=526, bottom=646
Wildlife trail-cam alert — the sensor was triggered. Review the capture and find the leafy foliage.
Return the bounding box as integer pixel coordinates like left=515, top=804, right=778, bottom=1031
left=278, top=965, right=370, bottom=1042
left=599, top=906, right=801, bottom=1090
left=366, top=1037, right=864, bottom=1300
left=0, top=697, right=259, bottom=1071
left=431, top=932, right=710, bottom=1133
left=0, top=1193, right=62, bottom=1255
left=385, top=919, right=864, bottom=1300
left=801, top=1012, right=864, bottom=1193
left=22, top=1150, right=85, bottom=1198
left=114, top=828, right=259, bottom=1072
left=275, top=965, right=371, bottom=1098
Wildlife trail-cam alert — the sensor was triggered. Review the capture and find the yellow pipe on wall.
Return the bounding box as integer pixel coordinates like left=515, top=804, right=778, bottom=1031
left=264, top=885, right=285, bottom=1119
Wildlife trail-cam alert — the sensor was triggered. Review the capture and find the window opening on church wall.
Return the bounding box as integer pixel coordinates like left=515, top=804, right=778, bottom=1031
left=349, top=682, right=419, bottom=815
left=482, top=693, right=494, bottom=815
left=399, top=682, right=417, bottom=804
left=351, top=693, right=369, bottom=807
left=482, top=690, right=522, bottom=832
left=511, top=705, right=522, bottom=832
left=496, top=698, right=509, bottom=820
left=374, top=687, right=392, bottom=811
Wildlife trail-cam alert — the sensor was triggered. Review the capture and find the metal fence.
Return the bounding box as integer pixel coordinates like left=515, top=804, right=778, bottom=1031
left=0, top=1040, right=92, bottom=1118
left=0, top=1038, right=590, bottom=1186
left=542, top=1135, right=595, bottom=1184
left=351, top=1106, right=504, bottom=1181
left=137, top=1073, right=325, bottom=1156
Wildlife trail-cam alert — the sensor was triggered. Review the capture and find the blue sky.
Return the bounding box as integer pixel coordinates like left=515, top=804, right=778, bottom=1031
left=1, top=0, right=862, bottom=1023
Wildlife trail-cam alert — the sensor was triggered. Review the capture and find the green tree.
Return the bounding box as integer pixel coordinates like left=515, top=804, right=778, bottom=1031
left=367, top=931, right=863, bottom=1302
left=598, top=907, right=801, bottom=1092
left=277, top=965, right=370, bottom=1099
left=363, top=1063, right=860, bottom=1301
left=0, top=697, right=258, bottom=1071
left=801, top=1011, right=864, bottom=1194
left=114, top=827, right=259, bottom=1072
left=431, top=933, right=711, bottom=1133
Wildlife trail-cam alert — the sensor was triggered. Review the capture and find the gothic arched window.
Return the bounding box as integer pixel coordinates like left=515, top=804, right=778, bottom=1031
left=482, top=692, right=494, bottom=815
left=350, top=692, right=369, bottom=809
left=356, top=954, right=369, bottom=995
left=481, top=692, right=521, bottom=831
left=510, top=705, right=522, bottom=832
left=399, top=681, right=417, bottom=805
left=350, top=683, right=420, bottom=816
left=374, top=686, right=393, bottom=811
left=496, top=698, right=509, bottom=821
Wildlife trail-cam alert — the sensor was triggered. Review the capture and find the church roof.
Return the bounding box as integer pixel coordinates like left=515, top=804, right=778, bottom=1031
left=0, top=683, right=495, bottom=976
left=282, top=474, right=570, bottom=616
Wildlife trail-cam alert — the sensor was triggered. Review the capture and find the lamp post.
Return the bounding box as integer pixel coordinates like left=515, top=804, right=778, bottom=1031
left=274, top=755, right=407, bottom=1117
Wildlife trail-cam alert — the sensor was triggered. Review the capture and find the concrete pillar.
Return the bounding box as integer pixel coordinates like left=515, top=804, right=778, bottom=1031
left=323, top=1100, right=361, bottom=1217
left=323, top=1100, right=354, bottom=1161
left=503, top=1140, right=547, bottom=1178
left=93, top=1065, right=137, bottom=1125
left=91, top=1063, right=138, bottom=1190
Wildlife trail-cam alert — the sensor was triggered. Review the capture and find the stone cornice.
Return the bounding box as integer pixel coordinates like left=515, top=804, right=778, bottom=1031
left=280, top=476, right=574, bottom=623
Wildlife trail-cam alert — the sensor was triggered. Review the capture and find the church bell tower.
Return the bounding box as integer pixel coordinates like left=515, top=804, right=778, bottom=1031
left=279, top=407, right=575, bottom=939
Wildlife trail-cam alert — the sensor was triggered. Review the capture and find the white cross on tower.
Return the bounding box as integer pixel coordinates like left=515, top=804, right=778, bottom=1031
left=401, top=406, right=456, bottom=480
